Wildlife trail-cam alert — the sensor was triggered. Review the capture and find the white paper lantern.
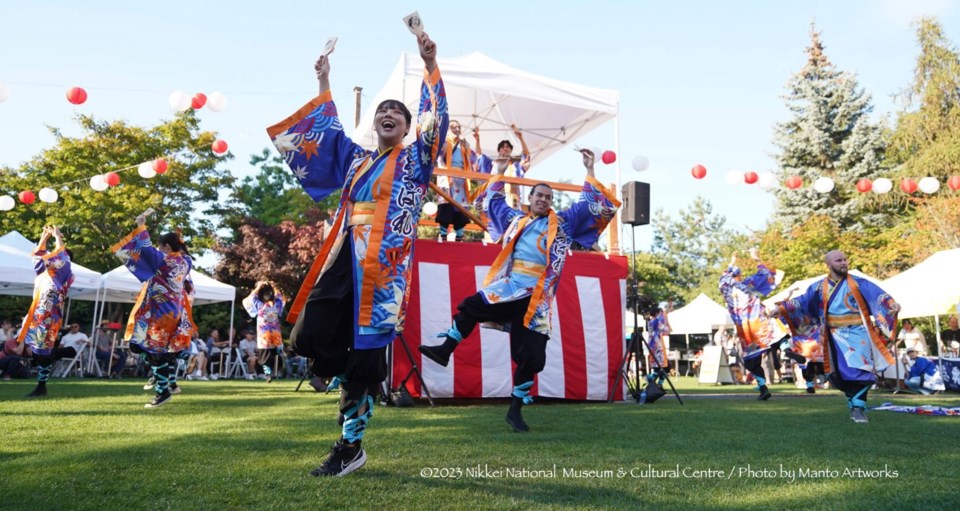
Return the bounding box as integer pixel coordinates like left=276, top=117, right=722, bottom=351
left=758, top=172, right=776, bottom=189
left=918, top=177, right=940, bottom=194
left=872, top=178, right=893, bottom=194
left=422, top=201, right=438, bottom=216
left=90, top=174, right=109, bottom=192
left=207, top=91, right=228, bottom=112
left=631, top=155, right=650, bottom=172
left=813, top=177, right=835, bottom=193
left=168, top=90, right=191, bottom=111
left=138, top=161, right=157, bottom=179
left=0, top=83, right=10, bottom=102
left=725, top=170, right=744, bottom=185
left=0, top=196, right=14, bottom=211
left=38, top=187, right=59, bottom=203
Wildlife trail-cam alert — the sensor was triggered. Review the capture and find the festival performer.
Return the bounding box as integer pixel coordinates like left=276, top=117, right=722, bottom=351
left=772, top=250, right=900, bottom=423
left=243, top=281, right=285, bottom=383
left=419, top=149, right=619, bottom=432
left=267, top=31, right=446, bottom=477
left=475, top=124, right=531, bottom=208
left=719, top=248, right=789, bottom=401
left=19, top=226, right=75, bottom=398
left=434, top=120, right=478, bottom=241
left=112, top=210, right=196, bottom=408
left=637, top=302, right=672, bottom=404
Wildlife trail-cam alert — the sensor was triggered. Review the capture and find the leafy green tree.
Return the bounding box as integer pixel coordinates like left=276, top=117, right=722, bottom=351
left=772, top=24, right=890, bottom=232
left=0, top=111, right=234, bottom=272
left=651, top=196, right=747, bottom=303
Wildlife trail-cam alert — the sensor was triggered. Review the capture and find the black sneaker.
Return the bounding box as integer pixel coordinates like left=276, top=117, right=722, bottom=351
left=26, top=384, right=48, bottom=398
left=806, top=387, right=816, bottom=394
left=170, top=384, right=182, bottom=395
left=310, top=441, right=366, bottom=477
left=143, top=377, right=156, bottom=391
left=145, top=391, right=172, bottom=409
left=266, top=375, right=273, bottom=384
left=506, top=397, right=530, bottom=432
left=419, top=344, right=451, bottom=367
left=757, top=386, right=772, bottom=401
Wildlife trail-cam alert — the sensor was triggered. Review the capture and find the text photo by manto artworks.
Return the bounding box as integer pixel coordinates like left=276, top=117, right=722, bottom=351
left=441, top=464, right=900, bottom=480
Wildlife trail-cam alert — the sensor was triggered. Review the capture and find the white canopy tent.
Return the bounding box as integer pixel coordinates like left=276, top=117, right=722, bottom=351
left=882, top=248, right=960, bottom=364
left=666, top=293, right=733, bottom=335
left=353, top=51, right=621, bottom=183
left=763, top=269, right=881, bottom=307
left=71, top=266, right=237, bottom=305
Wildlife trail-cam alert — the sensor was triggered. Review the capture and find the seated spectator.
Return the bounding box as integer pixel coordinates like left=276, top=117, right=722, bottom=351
left=205, top=328, right=228, bottom=379
left=238, top=330, right=258, bottom=380
left=903, top=347, right=945, bottom=395
left=939, top=315, right=960, bottom=355
left=898, top=320, right=928, bottom=356
left=186, top=335, right=210, bottom=381
left=94, top=324, right=126, bottom=378
left=60, top=323, right=91, bottom=353
left=0, top=319, right=14, bottom=342
left=0, top=336, right=31, bottom=379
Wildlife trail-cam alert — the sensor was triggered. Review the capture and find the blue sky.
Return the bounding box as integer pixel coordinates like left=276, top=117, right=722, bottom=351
left=1, top=0, right=957, bottom=253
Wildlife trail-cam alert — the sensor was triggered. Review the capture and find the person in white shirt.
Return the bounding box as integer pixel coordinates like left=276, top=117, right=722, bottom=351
left=238, top=330, right=258, bottom=379
left=897, top=319, right=928, bottom=356
left=60, top=323, right=90, bottom=353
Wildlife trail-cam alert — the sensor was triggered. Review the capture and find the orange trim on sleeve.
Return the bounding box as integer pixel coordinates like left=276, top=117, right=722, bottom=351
left=125, top=283, right=149, bottom=341
left=357, top=144, right=403, bottom=326
left=15, top=289, right=42, bottom=345
left=426, top=66, right=442, bottom=87
left=846, top=276, right=896, bottom=366
left=286, top=206, right=346, bottom=324
left=585, top=175, right=622, bottom=207
left=110, top=225, right=147, bottom=253
left=266, top=90, right=333, bottom=139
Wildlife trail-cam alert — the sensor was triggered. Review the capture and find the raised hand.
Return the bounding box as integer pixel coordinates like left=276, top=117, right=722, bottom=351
left=417, top=33, right=437, bottom=71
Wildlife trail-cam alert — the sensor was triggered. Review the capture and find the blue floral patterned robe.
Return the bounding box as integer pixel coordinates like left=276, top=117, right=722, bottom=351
left=17, top=246, right=74, bottom=355
left=473, top=175, right=619, bottom=336
left=646, top=311, right=670, bottom=369
left=267, top=66, right=447, bottom=349
left=719, top=263, right=788, bottom=360
left=777, top=275, right=898, bottom=380
left=112, top=226, right=196, bottom=354
left=436, top=136, right=478, bottom=205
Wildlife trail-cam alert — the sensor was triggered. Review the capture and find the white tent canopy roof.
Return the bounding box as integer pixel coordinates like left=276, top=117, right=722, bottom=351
left=881, top=248, right=960, bottom=319
left=763, top=269, right=880, bottom=307
left=353, top=52, right=619, bottom=166
left=666, top=293, right=733, bottom=335
left=70, top=265, right=236, bottom=305
left=0, top=230, right=102, bottom=299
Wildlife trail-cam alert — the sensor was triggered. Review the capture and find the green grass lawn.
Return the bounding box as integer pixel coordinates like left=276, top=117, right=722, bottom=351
left=1, top=377, right=957, bottom=511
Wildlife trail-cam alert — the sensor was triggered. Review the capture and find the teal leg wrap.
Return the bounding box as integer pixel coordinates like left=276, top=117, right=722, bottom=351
left=849, top=386, right=868, bottom=409
left=37, top=364, right=52, bottom=383
left=328, top=375, right=343, bottom=391
left=512, top=381, right=534, bottom=405
left=152, top=364, right=170, bottom=393
left=439, top=225, right=448, bottom=236
left=755, top=376, right=766, bottom=389
left=438, top=325, right=463, bottom=343
left=342, top=395, right=374, bottom=444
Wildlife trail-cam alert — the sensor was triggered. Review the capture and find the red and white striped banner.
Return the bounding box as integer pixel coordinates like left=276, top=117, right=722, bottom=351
left=394, top=240, right=628, bottom=401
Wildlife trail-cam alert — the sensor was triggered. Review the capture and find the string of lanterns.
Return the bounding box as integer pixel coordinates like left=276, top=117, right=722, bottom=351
left=685, top=164, right=960, bottom=194
left=0, top=82, right=231, bottom=212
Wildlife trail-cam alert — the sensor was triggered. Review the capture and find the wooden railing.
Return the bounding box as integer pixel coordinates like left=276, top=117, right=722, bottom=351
left=420, top=167, right=620, bottom=254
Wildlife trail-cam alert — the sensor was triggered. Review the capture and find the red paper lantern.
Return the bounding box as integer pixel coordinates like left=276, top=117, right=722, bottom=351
left=691, top=164, right=707, bottom=180
left=785, top=176, right=803, bottom=189
left=948, top=176, right=960, bottom=191
left=191, top=93, right=207, bottom=110
left=601, top=150, right=616, bottom=165
left=66, top=87, right=87, bottom=105
left=900, top=178, right=917, bottom=194
left=18, top=190, right=35, bottom=204
left=855, top=178, right=873, bottom=193
left=743, top=171, right=758, bottom=184
left=152, top=158, right=168, bottom=174
left=105, top=172, right=121, bottom=186
left=211, top=139, right=229, bottom=155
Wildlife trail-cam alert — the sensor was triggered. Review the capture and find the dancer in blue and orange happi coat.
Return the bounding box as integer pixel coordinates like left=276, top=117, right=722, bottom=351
left=19, top=226, right=75, bottom=398
left=267, top=30, right=446, bottom=477
left=243, top=281, right=284, bottom=382
left=112, top=210, right=196, bottom=409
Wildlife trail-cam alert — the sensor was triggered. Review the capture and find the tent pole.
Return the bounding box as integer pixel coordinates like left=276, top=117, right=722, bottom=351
left=614, top=102, right=623, bottom=255
left=936, top=315, right=944, bottom=378
left=227, top=297, right=236, bottom=379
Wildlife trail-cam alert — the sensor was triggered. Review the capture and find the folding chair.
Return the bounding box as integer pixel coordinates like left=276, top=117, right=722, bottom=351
left=227, top=347, right=252, bottom=379
left=54, top=345, right=89, bottom=378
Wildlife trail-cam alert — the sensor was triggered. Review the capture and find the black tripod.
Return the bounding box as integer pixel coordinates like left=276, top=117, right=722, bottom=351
left=607, top=221, right=682, bottom=405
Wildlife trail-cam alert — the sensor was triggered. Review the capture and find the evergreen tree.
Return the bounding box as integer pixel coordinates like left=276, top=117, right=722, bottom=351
left=772, top=24, right=889, bottom=232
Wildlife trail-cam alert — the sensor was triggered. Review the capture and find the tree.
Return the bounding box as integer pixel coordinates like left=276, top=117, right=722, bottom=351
left=771, top=23, right=890, bottom=232
left=225, top=149, right=337, bottom=237
left=0, top=111, right=234, bottom=272
left=651, top=197, right=748, bottom=303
